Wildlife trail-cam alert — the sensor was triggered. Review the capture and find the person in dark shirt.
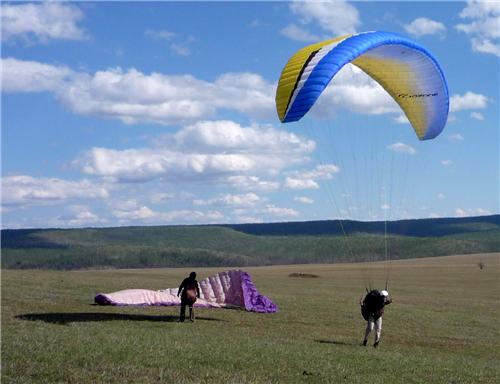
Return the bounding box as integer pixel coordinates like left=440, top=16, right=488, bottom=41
left=177, top=272, right=200, bottom=322
left=360, top=289, right=392, bottom=347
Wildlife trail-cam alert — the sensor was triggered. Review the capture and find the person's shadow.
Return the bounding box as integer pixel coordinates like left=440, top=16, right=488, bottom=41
left=16, top=312, right=225, bottom=325
left=314, top=339, right=357, bottom=346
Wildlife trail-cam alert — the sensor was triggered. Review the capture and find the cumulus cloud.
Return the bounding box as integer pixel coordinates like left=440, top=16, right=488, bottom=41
left=264, top=204, right=299, bottom=218
left=76, top=147, right=255, bottom=182
left=312, top=65, right=400, bottom=117
left=1, top=58, right=276, bottom=124
left=470, top=111, right=485, bottom=120
left=404, top=17, right=446, bottom=37
left=289, top=0, right=360, bottom=36
left=285, top=164, right=340, bottom=190
left=455, top=207, right=492, bottom=217
left=387, top=142, right=416, bottom=155
left=450, top=91, right=488, bottom=112
left=120, top=208, right=224, bottom=224
left=1, top=2, right=87, bottom=43
left=2, top=175, right=109, bottom=208
left=285, top=178, right=319, bottom=190
left=294, top=196, right=314, bottom=204
left=74, top=121, right=314, bottom=183
left=113, top=205, right=156, bottom=221
left=456, top=0, right=500, bottom=56
left=5, top=57, right=473, bottom=128
left=280, top=23, right=321, bottom=42
left=394, top=114, right=410, bottom=124
left=145, top=29, right=176, bottom=40
left=109, top=199, right=224, bottom=224
left=226, top=176, right=280, bottom=191
left=56, top=205, right=104, bottom=227
left=162, top=120, right=314, bottom=155
left=60, top=70, right=275, bottom=125
left=448, top=133, right=464, bottom=141
left=1, top=58, right=73, bottom=93
left=231, top=203, right=302, bottom=223
left=145, top=29, right=194, bottom=56
left=437, top=193, right=446, bottom=200
left=193, top=193, right=261, bottom=207
left=441, top=160, right=453, bottom=166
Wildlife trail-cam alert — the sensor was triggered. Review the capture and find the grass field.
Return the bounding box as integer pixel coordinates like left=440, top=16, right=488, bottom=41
left=2, top=253, right=499, bottom=383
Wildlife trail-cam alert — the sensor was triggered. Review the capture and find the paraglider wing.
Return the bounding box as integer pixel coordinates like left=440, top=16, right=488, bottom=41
left=276, top=31, right=449, bottom=140
left=94, top=270, right=278, bottom=313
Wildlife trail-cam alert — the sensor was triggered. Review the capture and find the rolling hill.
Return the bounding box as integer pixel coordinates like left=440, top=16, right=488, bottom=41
left=1, top=215, right=499, bottom=270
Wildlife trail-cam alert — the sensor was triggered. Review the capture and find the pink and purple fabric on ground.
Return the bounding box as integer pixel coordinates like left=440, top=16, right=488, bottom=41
left=94, top=269, right=277, bottom=313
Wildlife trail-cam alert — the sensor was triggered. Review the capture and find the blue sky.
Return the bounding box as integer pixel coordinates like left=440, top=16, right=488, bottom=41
left=1, top=1, right=499, bottom=229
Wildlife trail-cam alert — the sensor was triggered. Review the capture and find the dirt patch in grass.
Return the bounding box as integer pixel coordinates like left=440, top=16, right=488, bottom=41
left=288, top=272, right=319, bottom=278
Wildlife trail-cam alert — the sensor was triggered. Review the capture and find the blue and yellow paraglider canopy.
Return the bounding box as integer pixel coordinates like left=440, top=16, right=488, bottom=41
left=276, top=31, right=449, bottom=140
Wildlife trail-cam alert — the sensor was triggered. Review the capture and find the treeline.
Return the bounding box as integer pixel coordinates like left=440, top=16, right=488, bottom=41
left=222, top=215, right=500, bottom=237
left=1, top=216, right=499, bottom=270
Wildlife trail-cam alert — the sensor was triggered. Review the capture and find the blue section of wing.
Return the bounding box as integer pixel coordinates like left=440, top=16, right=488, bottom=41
left=283, top=31, right=449, bottom=140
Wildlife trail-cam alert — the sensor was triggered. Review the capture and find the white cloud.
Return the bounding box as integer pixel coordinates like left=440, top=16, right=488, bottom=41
left=437, top=193, right=446, bottom=200
left=145, top=29, right=193, bottom=56
left=456, top=0, right=500, bottom=57
left=170, top=43, right=191, bottom=56
left=2, top=175, right=109, bottom=208
left=448, top=133, right=464, bottom=141
left=381, top=204, right=390, bottom=210
left=441, top=160, right=453, bottom=166
left=193, top=193, right=260, bottom=207
left=1, top=2, right=86, bottom=43
left=113, top=206, right=156, bottom=220
left=394, top=114, right=409, bottom=124
left=285, top=178, right=319, bottom=190
left=76, top=147, right=255, bottom=182
left=232, top=213, right=263, bottom=224
left=470, top=111, right=485, bottom=121
left=145, top=29, right=176, bottom=40
left=163, top=120, right=314, bottom=155
left=292, top=164, right=340, bottom=180
left=74, top=121, right=314, bottom=183
left=227, top=176, right=280, bottom=191
left=56, top=206, right=104, bottom=227
left=1, top=58, right=276, bottom=124
left=404, top=17, right=446, bottom=37
left=294, top=196, right=314, bottom=204
left=455, top=207, right=492, bottom=217
left=1, top=58, right=73, bottom=92
left=280, top=23, right=321, bottom=42
left=387, top=142, right=417, bottom=155
left=5, top=57, right=463, bottom=128
left=450, top=92, right=488, bottom=112
left=457, top=5, right=500, bottom=38
left=285, top=164, right=340, bottom=190
left=312, top=65, right=400, bottom=117
left=109, top=199, right=224, bottom=224
left=468, top=37, right=500, bottom=56
left=264, top=204, right=299, bottom=218
left=59, top=69, right=275, bottom=125
left=289, top=0, right=360, bottom=36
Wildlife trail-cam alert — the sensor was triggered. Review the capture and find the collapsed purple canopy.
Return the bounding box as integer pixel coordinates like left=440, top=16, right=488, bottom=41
left=95, top=269, right=278, bottom=313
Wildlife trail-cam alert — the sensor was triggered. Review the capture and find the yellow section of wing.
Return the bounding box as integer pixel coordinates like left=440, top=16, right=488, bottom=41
left=276, top=35, right=351, bottom=121
left=353, top=55, right=427, bottom=139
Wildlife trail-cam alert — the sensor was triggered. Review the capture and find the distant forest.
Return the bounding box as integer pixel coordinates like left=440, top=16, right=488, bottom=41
left=2, top=215, right=499, bottom=270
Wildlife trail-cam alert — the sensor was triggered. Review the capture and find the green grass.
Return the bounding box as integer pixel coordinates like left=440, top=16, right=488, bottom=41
left=2, top=253, right=499, bottom=383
